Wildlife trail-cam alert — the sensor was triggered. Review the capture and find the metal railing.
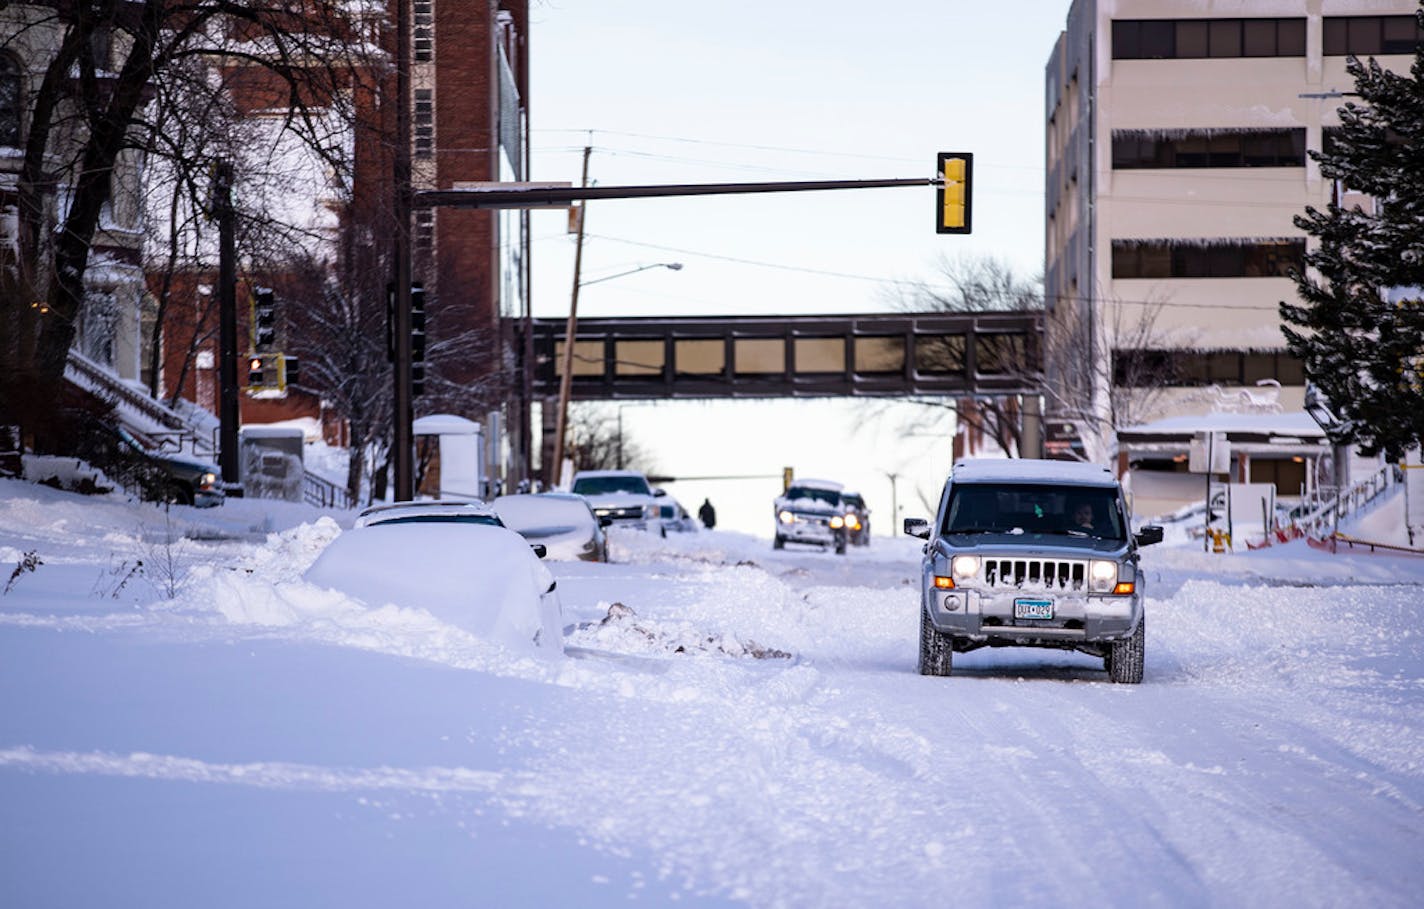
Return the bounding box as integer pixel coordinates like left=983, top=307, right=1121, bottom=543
left=303, top=470, right=353, bottom=510
left=1290, top=463, right=1400, bottom=538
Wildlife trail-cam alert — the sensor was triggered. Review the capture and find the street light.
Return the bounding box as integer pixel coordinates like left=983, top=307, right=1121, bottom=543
left=581, top=262, right=683, bottom=287
left=550, top=259, right=686, bottom=486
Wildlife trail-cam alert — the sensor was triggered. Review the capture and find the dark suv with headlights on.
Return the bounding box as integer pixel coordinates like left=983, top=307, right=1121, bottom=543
left=904, top=458, right=1162, bottom=683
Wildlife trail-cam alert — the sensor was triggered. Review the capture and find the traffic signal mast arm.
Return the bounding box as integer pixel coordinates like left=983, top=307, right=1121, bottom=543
left=414, top=176, right=942, bottom=210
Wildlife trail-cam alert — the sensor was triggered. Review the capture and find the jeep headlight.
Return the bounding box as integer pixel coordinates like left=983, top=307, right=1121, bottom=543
left=830, top=515, right=845, bottom=529
left=778, top=510, right=795, bottom=524
left=845, top=514, right=861, bottom=531
left=1090, top=559, right=1118, bottom=593
left=951, top=555, right=980, bottom=581
left=643, top=504, right=658, bottom=520
left=199, top=472, right=217, bottom=490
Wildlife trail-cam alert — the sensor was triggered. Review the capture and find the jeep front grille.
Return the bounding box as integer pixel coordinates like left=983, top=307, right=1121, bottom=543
left=982, top=558, right=1087, bottom=591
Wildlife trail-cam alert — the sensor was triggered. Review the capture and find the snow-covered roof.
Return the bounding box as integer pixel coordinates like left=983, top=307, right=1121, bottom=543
left=413, top=414, right=481, bottom=435
left=951, top=458, right=1117, bottom=487
left=788, top=478, right=843, bottom=490
left=1120, top=411, right=1325, bottom=438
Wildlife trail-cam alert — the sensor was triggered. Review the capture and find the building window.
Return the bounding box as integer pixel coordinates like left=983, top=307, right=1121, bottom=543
left=1113, top=349, right=1306, bottom=387
left=1112, top=239, right=1304, bottom=279
left=1324, top=16, right=1424, bottom=56
left=413, top=0, right=433, bottom=62
left=0, top=55, right=21, bottom=147
left=413, top=89, right=433, bottom=158
left=1249, top=458, right=1308, bottom=495
left=1113, top=18, right=1306, bottom=59
left=414, top=208, right=433, bottom=256
left=1113, top=129, right=1305, bottom=169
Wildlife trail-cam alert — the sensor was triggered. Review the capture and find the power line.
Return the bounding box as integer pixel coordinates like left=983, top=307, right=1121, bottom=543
left=581, top=232, right=1295, bottom=310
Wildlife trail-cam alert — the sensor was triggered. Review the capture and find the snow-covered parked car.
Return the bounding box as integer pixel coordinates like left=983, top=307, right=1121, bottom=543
left=354, top=499, right=505, bottom=529
left=774, top=479, right=851, bottom=554
left=570, top=469, right=664, bottom=534
left=494, top=492, right=609, bottom=562
left=904, top=458, right=1163, bottom=683
left=303, top=521, right=564, bottom=655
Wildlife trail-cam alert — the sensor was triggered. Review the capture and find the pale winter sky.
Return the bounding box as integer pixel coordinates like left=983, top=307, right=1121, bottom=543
left=524, top=1, right=1073, bottom=533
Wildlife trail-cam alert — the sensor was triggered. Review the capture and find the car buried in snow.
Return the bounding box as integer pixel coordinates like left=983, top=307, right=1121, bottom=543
left=303, top=521, right=564, bottom=655
left=904, top=458, right=1163, bottom=683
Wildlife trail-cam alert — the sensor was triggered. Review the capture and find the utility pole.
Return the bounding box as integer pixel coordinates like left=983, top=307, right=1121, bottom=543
left=214, top=160, right=239, bottom=486
left=549, top=144, right=591, bottom=487
left=391, top=0, right=414, bottom=500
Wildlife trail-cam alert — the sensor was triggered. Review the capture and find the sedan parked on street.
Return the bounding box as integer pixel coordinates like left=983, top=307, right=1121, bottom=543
left=493, top=492, right=609, bottom=562
left=304, top=521, right=564, bottom=655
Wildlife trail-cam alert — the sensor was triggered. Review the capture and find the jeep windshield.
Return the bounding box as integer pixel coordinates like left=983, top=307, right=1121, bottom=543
left=942, top=483, right=1124, bottom=541
left=572, top=475, right=652, bottom=497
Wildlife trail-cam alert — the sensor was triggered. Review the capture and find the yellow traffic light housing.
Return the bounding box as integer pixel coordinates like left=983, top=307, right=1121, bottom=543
left=936, top=152, right=973, bottom=235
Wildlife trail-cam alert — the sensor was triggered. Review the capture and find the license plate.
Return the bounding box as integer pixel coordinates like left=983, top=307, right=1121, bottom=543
left=1014, top=598, right=1054, bottom=620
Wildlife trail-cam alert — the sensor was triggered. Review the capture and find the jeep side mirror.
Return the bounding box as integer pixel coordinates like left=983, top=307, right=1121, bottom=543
left=1134, top=525, right=1164, bottom=547
left=531, top=543, right=548, bottom=559
left=598, top=516, right=614, bottom=528
left=903, top=517, right=930, bottom=540
left=652, top=488, right=668, bottom=497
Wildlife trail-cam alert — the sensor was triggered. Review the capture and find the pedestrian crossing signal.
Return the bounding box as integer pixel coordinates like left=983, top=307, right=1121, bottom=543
left=936, top=152, right=972, bottom=235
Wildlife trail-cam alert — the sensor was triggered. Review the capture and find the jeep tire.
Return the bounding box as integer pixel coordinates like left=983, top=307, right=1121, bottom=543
left=773, top=534, right=785, bottom=550
left=1106, top=615, right=1145, bottom=684
left=918, top=605, right=953, bottom=676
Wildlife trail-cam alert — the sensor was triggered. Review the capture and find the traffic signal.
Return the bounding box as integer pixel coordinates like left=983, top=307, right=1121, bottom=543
left=936, top=152, right=973, bottom=235
left=411, top=282, right=426, bottom=396
left=252, top=286, right=277, bottom=351
left=246, top=353, right=286, bottom=390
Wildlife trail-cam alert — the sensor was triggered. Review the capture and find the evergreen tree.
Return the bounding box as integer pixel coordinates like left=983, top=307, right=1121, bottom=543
left=1281, top=9, right=1424, bottom=461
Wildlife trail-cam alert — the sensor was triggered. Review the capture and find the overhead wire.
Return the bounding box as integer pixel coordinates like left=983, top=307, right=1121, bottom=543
left=525, top=132, right=1319, bottom=313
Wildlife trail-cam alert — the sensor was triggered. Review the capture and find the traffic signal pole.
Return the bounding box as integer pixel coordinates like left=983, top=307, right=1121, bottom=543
left=214, top=160, right=240, bottom=486
left=406, top=161, right=959, bottom=491
left=391, top=0, right=414, bottom=501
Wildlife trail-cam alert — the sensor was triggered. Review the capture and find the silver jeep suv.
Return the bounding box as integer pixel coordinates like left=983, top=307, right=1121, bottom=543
left=904, top=458, right=1163, bottom=683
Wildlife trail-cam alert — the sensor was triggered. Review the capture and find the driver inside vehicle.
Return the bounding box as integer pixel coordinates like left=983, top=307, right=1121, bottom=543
left=1073, top=500, right=1096, bottom=531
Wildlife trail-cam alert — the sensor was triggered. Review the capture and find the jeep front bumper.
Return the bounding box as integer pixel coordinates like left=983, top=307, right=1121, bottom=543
left=926, top=587, right=1140, bottom=642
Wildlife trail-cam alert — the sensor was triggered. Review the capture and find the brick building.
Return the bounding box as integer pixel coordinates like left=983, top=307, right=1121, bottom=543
left=151, top=0, right=533, bottom=483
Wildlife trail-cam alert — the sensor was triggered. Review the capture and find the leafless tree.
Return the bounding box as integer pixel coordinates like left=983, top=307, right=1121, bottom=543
left=563, top=403, right=656, bottom=475
left=1042, top=286, right=1187, bottom=463
left=879, top=253, right=1043, bottom=458
left=1, top=0, right=374, bottom=441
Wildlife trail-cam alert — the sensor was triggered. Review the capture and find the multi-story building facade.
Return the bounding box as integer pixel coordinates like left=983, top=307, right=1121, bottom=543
left=1045, top=0, right=1418, bottom=513
left=153, top=0, right=532, bottom=484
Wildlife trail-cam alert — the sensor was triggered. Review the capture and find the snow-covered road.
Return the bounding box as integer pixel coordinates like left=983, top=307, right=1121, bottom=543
left=1, top=483, right=1422, bottom=907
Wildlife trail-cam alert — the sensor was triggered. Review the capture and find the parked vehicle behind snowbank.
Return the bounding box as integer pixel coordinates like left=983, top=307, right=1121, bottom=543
left=303, top=522, right=564, bottom=655
left=904, top=458, right=1163, bottom=683
left=494, top=492, right=609, bottom=562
